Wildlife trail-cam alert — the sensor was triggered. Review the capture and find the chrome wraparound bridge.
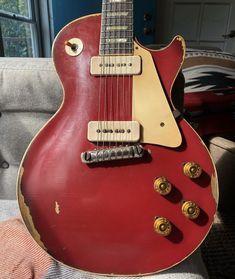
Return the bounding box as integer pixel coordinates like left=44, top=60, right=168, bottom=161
left=81, top=144, right=145, bottom=164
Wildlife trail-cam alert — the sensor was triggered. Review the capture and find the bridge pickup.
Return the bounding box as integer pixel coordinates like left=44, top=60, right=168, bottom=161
left=81, top=145, right=145, bottom=164
left=88, top=121, right=140, bottom=142
left=90, top=55, right=141, bottom=76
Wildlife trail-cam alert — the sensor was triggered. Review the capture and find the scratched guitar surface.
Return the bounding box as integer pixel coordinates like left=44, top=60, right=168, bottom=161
left=18, top=6, right=218, bottom=276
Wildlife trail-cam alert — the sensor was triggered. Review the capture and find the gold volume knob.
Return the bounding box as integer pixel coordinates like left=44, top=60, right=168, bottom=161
left=154, top=177, right=172, bottom=195
left=183, top=162, right=202, bottom=179
left=182, top=201, right=200, bottom=219
left=154, top=217, right=172, bottom=236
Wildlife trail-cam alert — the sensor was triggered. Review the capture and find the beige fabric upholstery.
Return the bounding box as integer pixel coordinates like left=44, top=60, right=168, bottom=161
left=0, top=58, right=63, bottom=199
left=209, top=136, right=235, bottom=211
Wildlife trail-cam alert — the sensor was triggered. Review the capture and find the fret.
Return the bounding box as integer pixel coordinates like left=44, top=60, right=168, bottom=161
left=101, top=47, right=133, bottom=51
left=100, top=43, right=133, bottom=50
left=100, top=0, right=134, bottom=55
left=102, top=18, right=133, bottom=27
left=102, top=3, right=133, bottom=9
left=101, top=47, right=133, bottom=50
left=102, top=9, right=133, bottom=12
left=100, top=43, right=133, bottom=49
left=102, top=14, right=133, bottom=20
left=101, top=31, right=133, bottom=36
left=102, top=2, right=133, bottom=14
left=100, top=49, right=133, bottom=55
left=108, top=0, right=128, bottom=3
left=103, top=0, right=132, bottom=4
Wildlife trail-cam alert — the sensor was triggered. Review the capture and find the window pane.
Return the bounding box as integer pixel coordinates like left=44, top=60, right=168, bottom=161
left=0, top=17, right=34, bottom=57
left=0, top=0, right=30, bottom=18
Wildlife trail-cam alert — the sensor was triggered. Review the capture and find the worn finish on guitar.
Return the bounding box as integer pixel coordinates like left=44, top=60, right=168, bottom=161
left=18, top=11, right=218, bottom=276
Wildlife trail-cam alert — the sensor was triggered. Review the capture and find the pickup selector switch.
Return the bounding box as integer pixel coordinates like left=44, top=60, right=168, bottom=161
left=65, top=38, right=83, bottom=56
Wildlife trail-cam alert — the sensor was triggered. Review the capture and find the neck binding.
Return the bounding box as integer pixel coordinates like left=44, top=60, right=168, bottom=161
left=100, top=0, right=134, bottom=55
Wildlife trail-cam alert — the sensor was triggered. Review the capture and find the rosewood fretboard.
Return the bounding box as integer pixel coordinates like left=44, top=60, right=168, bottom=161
left=100, top=0, right=134, bottom=55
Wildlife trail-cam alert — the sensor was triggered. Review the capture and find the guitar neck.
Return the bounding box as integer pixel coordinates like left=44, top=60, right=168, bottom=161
left=100, top=0, right=134, bottom=55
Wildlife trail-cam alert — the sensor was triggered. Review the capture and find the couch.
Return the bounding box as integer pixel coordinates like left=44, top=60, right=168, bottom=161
left=0, top=57, right=232, bottom=278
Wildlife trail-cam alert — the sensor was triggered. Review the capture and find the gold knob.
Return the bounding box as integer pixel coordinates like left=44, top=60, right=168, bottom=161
left=154, top=217, right=172, bottom=236
left=183, top=162, right=202, bottom=179
left=154, top=177, right=172, bottom=195
left=182, top=201, right=200, bottom=219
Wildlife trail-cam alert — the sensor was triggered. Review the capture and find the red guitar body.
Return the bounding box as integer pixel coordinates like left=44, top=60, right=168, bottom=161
left=18, top=14, right=218, bottom=275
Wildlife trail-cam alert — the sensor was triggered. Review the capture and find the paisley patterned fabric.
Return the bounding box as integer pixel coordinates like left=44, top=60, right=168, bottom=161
left=183, top=50, right=235, bottom=93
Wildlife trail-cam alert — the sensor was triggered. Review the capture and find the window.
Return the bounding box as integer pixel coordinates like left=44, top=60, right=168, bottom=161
left=0, top=0, right=53, bottom=57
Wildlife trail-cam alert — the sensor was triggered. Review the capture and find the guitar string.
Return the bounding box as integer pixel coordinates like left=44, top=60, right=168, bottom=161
left=103, top=0, right=110, bottom=153
left=123, top=0, right=127, bottom=147
left=103, top=0, right=110, bottom=154
left=115, top=0, right=121, bottom=150
left=106, top=0, right=114, bottom=150
left=97, top=0, right=107, bottom=153
left=98, top=0, right=133, bottom=155
left=127, top=0, right=132, bottom=145
left=103, top=2, right=108, bottom=152
left=128, top=0, right=134, bottom=142
left=109, top=0, right=114, bottom=150
left=120, top=0, right=127, bottom=150
left=107, top=0, right=114, bottom=150
left=127, top=1, right=131, bottom=146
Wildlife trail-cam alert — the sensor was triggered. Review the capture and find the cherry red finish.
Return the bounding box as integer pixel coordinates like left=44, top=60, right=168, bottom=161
left=19, top=15, right=217, bottom=275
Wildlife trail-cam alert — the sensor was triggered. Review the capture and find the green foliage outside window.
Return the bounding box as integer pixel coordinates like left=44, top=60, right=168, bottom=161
left=0, top=0, right=33, bottom=57
left=0, top=0, right=29, bottom=16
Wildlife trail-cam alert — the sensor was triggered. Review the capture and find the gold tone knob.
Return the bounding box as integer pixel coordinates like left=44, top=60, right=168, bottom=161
left=154, top=177, right=172, bottom=195
left=154, top=217, right=172, bottom=236
left=183, top=162, right=202, bottom=179
left=182, top=201, right=200, bottom=219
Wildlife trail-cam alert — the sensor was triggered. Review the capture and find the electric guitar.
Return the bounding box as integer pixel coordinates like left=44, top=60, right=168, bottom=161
left=17, top=0, right=218, bottom=275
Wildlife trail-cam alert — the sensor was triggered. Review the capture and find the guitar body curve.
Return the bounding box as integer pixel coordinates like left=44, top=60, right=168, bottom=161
left=17, top=14, right=218, bottom=275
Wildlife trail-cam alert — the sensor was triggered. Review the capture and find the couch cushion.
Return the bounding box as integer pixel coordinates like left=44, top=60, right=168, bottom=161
left=0, top=58, right=63, bottom=199
left=208, top=136, right=235, bottom=211
left=0, top=58, right=62, bottom=111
